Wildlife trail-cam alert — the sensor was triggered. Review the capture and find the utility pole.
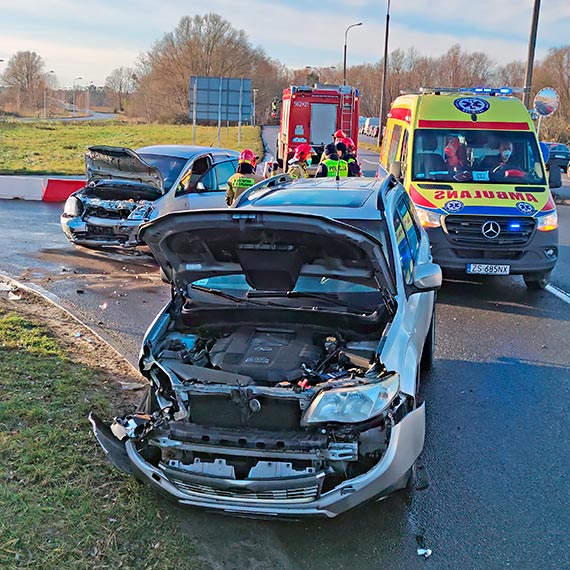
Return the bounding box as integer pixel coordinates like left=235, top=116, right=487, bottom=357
left=378, top=0, right=391, bottom=146
left=523, top=0, right=541, bottom=108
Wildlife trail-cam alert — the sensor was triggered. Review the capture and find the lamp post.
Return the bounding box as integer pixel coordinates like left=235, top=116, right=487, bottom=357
left=523, top=0, right=541, bottom=108
left=43, top=70, right=55, bottom=119
left=343, top=22, right=363, bottom=86
left=305, top=66, right=336, bottom=85
left=85, top=81, right=94, bottom=116
left=72, top=76, right=82, bottom=116
left=378, top=0, right=391, bottom=146
left=252, top=88, right=258, bottom=126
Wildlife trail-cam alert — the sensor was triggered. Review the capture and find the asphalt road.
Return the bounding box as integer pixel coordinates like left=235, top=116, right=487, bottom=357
left=1, top=151, right=570, bottom=569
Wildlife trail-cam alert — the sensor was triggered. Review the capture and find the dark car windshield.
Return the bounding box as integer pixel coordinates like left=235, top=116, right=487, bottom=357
left=139, top=154, right=188, bottom=191
left=412, top=129, right=546, bottom=185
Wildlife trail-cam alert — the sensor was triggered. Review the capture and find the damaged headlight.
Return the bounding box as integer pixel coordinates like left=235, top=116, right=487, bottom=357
left=63, top=195, right=83, bottom=217
left=128, top=204, right=153, bottom=221
left=302, top=373, right=400, bottom=425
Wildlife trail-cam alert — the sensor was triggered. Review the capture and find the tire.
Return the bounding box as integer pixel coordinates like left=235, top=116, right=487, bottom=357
left=548, top=164, right=562, bottom=189
left=523, top=272, right=550, bottom=290
left=420, top=310, right=435, bottom=372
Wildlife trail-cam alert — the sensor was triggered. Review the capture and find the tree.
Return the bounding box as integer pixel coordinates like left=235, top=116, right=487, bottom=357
left=1, top=51, right=50, bottom=114
left=104, top=67, right=138, bottom=112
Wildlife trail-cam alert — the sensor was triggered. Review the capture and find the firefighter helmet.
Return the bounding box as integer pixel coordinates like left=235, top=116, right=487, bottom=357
left=294, top=143, right=312, bottom=161
left=341, top=137, right=355, bottom=152
left=238, top=149, right=257, bottom=166
left=333, top=129, right=346, bottom=140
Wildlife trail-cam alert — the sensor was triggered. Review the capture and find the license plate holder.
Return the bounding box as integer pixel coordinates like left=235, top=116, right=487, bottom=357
left=466, top=264, right=510, bottom=275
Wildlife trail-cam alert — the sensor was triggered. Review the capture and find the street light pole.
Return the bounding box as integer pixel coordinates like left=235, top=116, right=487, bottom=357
left=378, top=0, right=391, bottom=146
left=343, top=22, right=363, bottom=86
left=523, top=0, right=541, bottom=108
left=72, top=77, right=82, bottom=116
left=252, top=89, right=258, bottom=126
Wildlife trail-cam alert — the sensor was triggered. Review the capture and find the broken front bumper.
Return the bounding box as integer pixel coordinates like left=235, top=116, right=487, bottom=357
left=61, top=215, right=143, bottom=248
left=90, top=404, right=425, bottom=519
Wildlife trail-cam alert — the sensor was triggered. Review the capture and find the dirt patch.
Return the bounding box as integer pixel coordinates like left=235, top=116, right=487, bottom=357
left=0, top=282, right=147, bottom=413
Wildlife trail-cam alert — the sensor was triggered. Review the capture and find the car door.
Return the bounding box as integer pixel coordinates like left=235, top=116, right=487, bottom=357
left=185, top=159, right=238, bottom=209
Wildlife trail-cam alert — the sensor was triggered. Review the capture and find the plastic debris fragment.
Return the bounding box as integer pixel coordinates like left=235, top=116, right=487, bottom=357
left=417, top=548, right=432, bottom=558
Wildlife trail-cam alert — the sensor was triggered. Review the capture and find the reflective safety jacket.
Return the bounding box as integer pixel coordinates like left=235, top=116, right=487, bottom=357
left=288, top=160, right=309, bottom=179
left=226, top=172, right=264, bottom=205
left=316, top=159, right=349, bottom=178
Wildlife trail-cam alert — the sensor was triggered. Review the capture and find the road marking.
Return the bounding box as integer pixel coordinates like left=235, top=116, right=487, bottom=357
left=545, top=283, right=570, bottom=305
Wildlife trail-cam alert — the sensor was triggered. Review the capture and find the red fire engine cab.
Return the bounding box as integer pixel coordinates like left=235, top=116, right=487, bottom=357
left=275, top=84, right=360, bottom=168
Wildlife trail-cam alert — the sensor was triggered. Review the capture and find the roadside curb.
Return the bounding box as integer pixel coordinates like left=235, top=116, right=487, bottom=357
left=0, top=175, right=84, bottom=202
left=0, top=272, right=142, bottom=375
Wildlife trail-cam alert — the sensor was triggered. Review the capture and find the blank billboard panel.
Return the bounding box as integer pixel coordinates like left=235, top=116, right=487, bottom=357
left=190, top=76, right=252, bottom=122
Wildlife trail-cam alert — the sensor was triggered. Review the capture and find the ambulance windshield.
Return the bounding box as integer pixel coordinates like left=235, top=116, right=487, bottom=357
left=411, top=130, right=546, bottom=185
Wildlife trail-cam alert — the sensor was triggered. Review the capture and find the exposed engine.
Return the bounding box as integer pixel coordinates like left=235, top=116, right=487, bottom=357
left=157, top=326, right=378, bottom=388
left=83, top=198, right=152, bottom=220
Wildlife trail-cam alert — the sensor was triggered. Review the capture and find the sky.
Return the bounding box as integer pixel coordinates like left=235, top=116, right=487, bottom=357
left=0, top=0, right=569, bottom=88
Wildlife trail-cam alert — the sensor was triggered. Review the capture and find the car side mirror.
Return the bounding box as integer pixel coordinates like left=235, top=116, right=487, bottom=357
left=410, top=262, right=442, bottom=293
left=389, top=161, right=402, bottom=180
left=195, top=181, right=206, bottom=192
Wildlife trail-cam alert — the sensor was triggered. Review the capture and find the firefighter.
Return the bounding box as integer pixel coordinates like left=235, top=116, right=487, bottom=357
left=226, top=149, right=264, bottom=206
left=315, top=143, right=348, bottom=178
left=333, top=129, right=347, bottom=144
left=287, top=144, right=313, bottom=179
left=341, top=136, right=361, bottom=177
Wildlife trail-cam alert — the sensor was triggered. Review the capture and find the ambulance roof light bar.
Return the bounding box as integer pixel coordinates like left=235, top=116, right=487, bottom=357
left=414, top=86, right=524, bottom=96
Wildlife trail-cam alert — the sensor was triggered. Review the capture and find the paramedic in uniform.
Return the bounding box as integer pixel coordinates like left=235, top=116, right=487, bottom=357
left=226, top=149, right=264, bottom=206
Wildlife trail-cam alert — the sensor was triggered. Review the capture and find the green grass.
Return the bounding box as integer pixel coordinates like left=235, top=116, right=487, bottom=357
left=359, top=141, right=381, bottom=154
left=0, top=120, right=263, bottom=175
left=0, top=312, right=204, bottom=570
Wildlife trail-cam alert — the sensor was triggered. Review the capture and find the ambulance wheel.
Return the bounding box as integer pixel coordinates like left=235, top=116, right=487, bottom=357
left=523, top=272, right=550, bottom=290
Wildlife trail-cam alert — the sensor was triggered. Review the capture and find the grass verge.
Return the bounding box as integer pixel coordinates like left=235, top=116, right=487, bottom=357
left=358, top=141, right=381, bottom=154
left=0, top=120, right=263, bottom=175
left=0, top=305, right=205, bottom=569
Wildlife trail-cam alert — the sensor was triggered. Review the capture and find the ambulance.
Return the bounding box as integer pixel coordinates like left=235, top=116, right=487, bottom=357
left=379, top=87, right=558, bottom=289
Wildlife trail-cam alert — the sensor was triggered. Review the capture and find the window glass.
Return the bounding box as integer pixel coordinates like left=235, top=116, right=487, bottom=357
left=138, top=154, right=187, bottom=191
left=175, top=156, right=211, bottom=196
left=396, top=197, right=421, bottom=260
left=393, top=216, right=413, bottom=284
left=212, top=160, right=238, bottom=191
left=411, top=129, right=546, bottom=184
left=388, top=125, right=403, bottom=165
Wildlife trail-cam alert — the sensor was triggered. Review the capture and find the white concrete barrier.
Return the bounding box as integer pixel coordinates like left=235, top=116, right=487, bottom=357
left=0, top=176, right=45, bottom=200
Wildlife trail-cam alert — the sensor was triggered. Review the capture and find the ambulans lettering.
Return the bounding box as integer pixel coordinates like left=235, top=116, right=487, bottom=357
left=453, top=97, right=490, bottom=115
left=433, top=190, right=539, bottom=203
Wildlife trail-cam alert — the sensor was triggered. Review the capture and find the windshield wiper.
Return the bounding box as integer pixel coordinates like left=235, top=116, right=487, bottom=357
left=247, top=290, right=375, bottom=314
left=190, top=284, right=268, bottom=307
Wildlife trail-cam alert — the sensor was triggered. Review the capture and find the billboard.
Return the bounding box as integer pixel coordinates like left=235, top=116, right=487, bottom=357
left=189, top=76, right=252, bottom=123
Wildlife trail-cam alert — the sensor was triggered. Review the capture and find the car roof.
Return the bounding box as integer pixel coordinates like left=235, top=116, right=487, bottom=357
left=235, top=176, right=398, bottom=220
left=136, top=145, right=239, bottom=159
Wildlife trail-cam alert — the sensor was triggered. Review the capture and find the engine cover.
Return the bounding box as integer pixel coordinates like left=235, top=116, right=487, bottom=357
left=210, top=327, right=321, bottom=383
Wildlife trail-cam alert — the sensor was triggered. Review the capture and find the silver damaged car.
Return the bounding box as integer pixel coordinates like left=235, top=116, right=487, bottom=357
left=90, top=175, right=441, bottom=518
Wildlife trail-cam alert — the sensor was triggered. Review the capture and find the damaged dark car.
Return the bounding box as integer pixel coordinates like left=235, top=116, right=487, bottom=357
left=90, top=176, right=441, bottom=518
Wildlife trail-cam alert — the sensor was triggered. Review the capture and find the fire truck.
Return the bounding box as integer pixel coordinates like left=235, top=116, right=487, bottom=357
left=275, top=84, right=360, bottom=168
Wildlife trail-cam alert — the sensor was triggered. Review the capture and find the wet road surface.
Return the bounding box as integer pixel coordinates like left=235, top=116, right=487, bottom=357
left=1, top=174, right=569, bottom=569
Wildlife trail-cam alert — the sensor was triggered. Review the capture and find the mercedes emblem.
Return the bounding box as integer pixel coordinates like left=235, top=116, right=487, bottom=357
left=482, top=220, right=501, bottom=239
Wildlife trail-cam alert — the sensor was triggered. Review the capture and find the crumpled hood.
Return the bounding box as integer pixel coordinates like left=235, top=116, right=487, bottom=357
left=85, top=146, right=164, bottom=191
left=139, top=209, right=395, bottom=294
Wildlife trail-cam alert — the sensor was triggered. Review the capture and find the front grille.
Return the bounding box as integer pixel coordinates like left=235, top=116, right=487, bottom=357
left=444, top=215, right=536, bottom=246
left=170, top=479, right=319, bottom=503
left=189, top=394, right=302, bottom=430
left=452, top=249, right=524, bottom=261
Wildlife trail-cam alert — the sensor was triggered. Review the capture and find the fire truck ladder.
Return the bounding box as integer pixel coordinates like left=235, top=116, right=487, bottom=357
left=340, top=89, right=355, bottom=136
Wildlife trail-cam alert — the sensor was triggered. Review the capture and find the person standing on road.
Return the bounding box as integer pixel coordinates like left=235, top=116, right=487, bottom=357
left=287, top=144, right=313, bottom=179
left=340, top=137, right=361, bottom=177
left=315, top=143, right=349, bottom=178
left=226, top=149, right=264, bottom=206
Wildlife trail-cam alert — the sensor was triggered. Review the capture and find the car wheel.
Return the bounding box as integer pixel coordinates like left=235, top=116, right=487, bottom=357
left=523, top=272, right=550, bottom=290
left=420, top=310, right=435, bottom=372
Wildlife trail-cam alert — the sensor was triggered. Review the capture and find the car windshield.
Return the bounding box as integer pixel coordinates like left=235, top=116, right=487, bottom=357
left=138, top=154, right=188, bottom=191
left=190, top=275, right=382, bottom=309
left=412, top=129, right=546, bottom=185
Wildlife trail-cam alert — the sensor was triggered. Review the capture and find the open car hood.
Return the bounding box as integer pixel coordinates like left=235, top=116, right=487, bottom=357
left=85, top=146, right=164, bottom=191
left=139, top=210, right=395, bottom=295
